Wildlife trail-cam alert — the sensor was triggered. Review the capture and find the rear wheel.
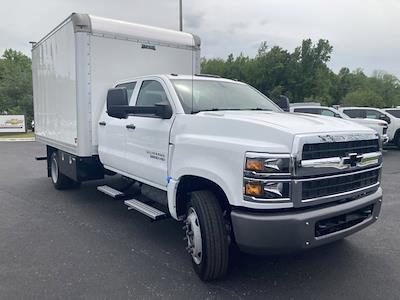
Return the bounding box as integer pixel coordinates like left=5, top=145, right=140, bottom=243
left=183, top=190, right=230, bottom=281
left=50, top=151, right=80, bottom=190
left=395, top=133, right=400, bottom=149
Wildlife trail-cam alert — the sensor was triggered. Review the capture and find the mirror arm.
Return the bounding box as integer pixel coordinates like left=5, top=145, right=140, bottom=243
left=111, top=105, right=158, bottom=115
left=109, top=104, right=172, bottom=119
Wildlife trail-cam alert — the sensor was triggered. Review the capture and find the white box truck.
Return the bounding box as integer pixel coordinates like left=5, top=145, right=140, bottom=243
left=33, top=13, right=383, bottom=280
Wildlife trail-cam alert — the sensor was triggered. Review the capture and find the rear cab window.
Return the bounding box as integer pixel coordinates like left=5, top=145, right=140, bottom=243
left=293, top=108, right=321, bottom=115
left=386, top=109, right=400, bottom=118
left=343, top=109, right=366, bottom=118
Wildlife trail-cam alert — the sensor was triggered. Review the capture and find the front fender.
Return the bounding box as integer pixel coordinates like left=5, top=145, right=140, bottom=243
left=167, top=166, right=236, bottom=220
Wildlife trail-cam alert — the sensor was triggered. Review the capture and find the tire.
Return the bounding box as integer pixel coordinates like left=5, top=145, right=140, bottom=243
left=50, top=151, right=80, bottom=190
left=395, top=133, right=400, bottom=149
left=184, top=190, right=230, bottom=281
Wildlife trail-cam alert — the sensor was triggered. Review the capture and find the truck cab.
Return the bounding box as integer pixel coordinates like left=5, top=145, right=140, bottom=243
left=97, top=74, right=383, bottom=278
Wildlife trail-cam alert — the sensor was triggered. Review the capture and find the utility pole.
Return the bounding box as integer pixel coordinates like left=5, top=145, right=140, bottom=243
left=179, top=0, right=183, bottom=31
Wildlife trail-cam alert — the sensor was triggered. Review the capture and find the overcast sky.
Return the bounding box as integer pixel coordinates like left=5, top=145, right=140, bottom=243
left=0, top=0, right=399, bottom=77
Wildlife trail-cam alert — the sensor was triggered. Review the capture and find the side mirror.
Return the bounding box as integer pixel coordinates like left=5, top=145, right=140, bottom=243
left=155, top=102, right=173, bottom=119
left=275, top=95, right=290, bottom=112
left=107, top=88, right=129, bottom=118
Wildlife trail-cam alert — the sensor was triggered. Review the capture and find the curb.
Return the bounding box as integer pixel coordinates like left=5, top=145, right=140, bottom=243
left=0, top=138, right=36, bottom=142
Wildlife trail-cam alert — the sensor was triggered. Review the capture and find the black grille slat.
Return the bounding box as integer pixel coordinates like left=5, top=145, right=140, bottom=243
left=302, top=169, right=379, bottom=200
left=302, top=140, right=379, bottom=160
left=315, top=205, right=373, bottom=237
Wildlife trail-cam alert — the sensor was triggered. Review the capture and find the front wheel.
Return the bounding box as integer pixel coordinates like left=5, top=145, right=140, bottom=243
left=183, top=190, right=230, bottom=281
left=50, top=151, right=80, bottom=190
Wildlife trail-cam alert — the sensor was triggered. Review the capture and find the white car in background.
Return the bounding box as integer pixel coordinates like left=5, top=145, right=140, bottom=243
left=339, top=107, right=400, bottom=148
left=384, top=108, right=400, bottom=119
left=290, top=105, right=389, bottom=144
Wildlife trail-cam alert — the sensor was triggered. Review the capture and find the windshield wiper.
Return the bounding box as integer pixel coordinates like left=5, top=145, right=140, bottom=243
left=191, top=108, right=222, bottom=114
left=191, top=108, right=272, bottom=114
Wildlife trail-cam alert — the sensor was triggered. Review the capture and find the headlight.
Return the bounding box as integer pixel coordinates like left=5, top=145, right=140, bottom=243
left=245, top=154, right=291, bottom=176
left=243, top=153, right=292, bottom=203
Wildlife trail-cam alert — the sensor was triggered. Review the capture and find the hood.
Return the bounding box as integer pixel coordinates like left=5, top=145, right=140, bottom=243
left=199, top=111, right=374, bottom=135
left=352, top=118, right=387, bottom=126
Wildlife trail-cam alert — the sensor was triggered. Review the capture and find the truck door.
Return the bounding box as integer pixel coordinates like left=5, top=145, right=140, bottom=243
left=98, top=82, right=137, bottom=172
left=124, top=79, right=174, bottom=189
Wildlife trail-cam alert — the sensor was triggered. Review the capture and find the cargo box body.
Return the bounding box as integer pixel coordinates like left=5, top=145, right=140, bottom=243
left=32, top=13, right=200, bottom=157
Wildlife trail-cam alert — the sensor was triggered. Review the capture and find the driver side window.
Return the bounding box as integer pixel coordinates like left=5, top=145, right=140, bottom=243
left=136, top=80, right=169, bottom=107
left=320, top=109, right=335, bottom=117
left=365, top=110, right=380, bottom=119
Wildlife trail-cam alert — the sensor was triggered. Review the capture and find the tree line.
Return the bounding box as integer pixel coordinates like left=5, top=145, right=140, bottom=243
left=0, top=49, right=33, bottom=127
left=201, top=39, right=400, bottom=107
left=0, top=39, right=399, bottom=128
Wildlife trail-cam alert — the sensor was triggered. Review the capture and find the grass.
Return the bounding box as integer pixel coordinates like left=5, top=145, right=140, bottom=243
left=0, top=132, right=35, bottom=139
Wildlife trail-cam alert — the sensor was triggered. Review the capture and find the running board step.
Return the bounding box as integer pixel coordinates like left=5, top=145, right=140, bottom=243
left=97, top=185, right=125, bottom=199
left=124, top=199, right=167, bottom=221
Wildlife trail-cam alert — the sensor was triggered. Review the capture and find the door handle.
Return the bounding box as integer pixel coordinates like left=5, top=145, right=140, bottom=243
left=126, top=124, right=136, bottom=130
left=99, top=121, right=106, bottom=126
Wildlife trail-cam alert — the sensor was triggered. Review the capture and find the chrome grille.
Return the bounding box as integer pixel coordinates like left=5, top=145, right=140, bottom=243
left=302, top=140, right=379, bottom=160
left=302, top=169, right=379, bottom=200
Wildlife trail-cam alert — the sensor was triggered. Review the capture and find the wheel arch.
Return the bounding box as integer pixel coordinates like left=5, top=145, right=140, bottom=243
left=394, top=128, right=400, bottom=147
left=169, top=173, right=232, bottom=220
left=394, top=128, right=400, bottom=139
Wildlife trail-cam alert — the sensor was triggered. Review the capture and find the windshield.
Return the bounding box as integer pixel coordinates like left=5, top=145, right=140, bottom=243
left=171, top=79, right=281, bottom=114
left=386, top=109, right=400, bottom=118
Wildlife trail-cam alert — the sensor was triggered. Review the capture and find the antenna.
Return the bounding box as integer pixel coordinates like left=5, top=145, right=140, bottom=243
left=179, top=0, right=183, bottom=31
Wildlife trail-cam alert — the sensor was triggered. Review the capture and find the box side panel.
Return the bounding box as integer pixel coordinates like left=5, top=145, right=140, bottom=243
left=32, top=21, right=78, bottom=153
left=89, top=35, right=194, bottom=149
left=75, top=32, right=93, bottom=157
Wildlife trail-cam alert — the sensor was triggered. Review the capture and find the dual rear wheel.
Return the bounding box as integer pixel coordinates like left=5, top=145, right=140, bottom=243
left=50, top=151, right=81, bottom=189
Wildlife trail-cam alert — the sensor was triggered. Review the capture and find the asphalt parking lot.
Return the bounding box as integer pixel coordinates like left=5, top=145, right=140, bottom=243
left=0, top=142, right=399, bottom=299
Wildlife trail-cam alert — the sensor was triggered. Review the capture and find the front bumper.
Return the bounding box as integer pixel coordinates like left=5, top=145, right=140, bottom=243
left=231, top=188, right=382, bottom=255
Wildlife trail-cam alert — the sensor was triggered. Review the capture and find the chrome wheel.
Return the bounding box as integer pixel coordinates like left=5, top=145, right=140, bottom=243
left=184, top=207, right=203, bottom=265
left=51, top=155, right=59, bottom=184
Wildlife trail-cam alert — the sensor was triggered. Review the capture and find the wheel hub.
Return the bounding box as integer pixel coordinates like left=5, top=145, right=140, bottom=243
left=184, top=207, right=202, bottom=265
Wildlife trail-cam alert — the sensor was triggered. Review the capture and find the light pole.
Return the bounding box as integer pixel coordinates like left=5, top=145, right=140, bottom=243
left=179, top=0, right=183, bottom=31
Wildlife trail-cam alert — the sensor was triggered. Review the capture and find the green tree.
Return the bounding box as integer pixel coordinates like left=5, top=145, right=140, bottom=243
left=343, top=89, right=386, bottom=107
left=0, top=49, right=33, bottom=127
left=201, top=38, right=400, bottom=108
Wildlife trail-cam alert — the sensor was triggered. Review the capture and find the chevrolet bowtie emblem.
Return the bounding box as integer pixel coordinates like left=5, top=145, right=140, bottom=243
left=342, top=153, right=363, bottom=167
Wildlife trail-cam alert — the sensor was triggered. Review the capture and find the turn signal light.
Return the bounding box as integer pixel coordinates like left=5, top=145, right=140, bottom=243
left=246, top=159, right=264, bottom=171
left=245, top=182, right=263, bottom=197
